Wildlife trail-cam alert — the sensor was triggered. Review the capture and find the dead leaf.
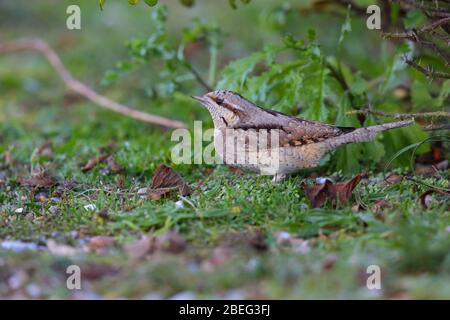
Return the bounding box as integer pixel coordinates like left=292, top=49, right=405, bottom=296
left=80, top=154, right=109, bottom=172
left=385, top=174, right=404, bottom=184
left=372, top=199, right=390, bottom=214
left=302, top=173, right=367, bottom=208
left=415, top=160, right=449, bottom=176
left=246, top=229, right=268, bottom=251
left=21, top=170, right=56, bottom=188
left=106, top=156, right=123, bottom=173
left=228, top=166, right=243, bottom=175
left=419, top=189, right=450, bottom=209
left=148, top=187, right=178, bottom=200
left=88, top=235, right=115, bottom=251
left=147, top=164, right=191, bottom=199
left=157, top=231, right=187, bottom=254
left=416, top=144, right=443, bottom=164
left=302, top=181, right=330, bottom=208
left=124, top=236, right=154, bottom=258
left=36, top=140, right=53, bottom=158
left=124, top=231, right=187, bottom=258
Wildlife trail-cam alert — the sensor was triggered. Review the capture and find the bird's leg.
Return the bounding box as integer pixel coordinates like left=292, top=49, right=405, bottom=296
left=272, top=173, right=287, bottom=183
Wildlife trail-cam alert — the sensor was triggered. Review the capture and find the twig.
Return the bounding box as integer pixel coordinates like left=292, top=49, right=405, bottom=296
left=405, top=58, right=450, bottom=79
left=346, top=108, right=450, bottom=120
left=0, top=38, right=187, bottom=129
left=423, top=123, right=450, bottom=131
left=184, top=62, right=213, bottom=92
left=382, top=16, right=450, bottom=39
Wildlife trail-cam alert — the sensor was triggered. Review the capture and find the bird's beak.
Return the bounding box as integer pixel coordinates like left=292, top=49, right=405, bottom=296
left=191, top=95, right=211, bottom=106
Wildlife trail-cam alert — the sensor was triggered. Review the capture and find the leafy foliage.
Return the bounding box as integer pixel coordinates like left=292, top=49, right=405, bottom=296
left=103, top=3, right=447, bottom=174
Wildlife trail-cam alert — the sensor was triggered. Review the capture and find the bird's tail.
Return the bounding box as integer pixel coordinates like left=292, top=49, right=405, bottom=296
left=322, top=119, right=414, bottom=151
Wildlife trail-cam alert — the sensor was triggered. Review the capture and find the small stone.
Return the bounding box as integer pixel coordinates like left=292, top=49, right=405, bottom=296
left=48, top=206, right=59, bottom=214
left=51, top=231, right=62, bottom=238
left=14, top=208, right=24, bottom=214
left=137, top=187, right=148, bottom=196
left=175, top=200, right=184, bottom=209
left=84, top=204, right=97, bottom=211
left=275, top=231, right=291, bottom=245
left=316, top=177, right=334, bottom=184
left=26, top=283, right=42, bottom=298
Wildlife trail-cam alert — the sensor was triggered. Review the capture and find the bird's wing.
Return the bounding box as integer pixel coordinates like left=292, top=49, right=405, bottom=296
left=231, top=107, right=355, bottom=147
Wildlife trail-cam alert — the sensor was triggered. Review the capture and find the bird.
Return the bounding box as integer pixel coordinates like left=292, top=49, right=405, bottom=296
left=192, top=90, right=414, bottom=181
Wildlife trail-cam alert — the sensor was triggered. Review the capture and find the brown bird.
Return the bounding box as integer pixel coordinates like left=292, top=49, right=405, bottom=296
left=193, top=90, right=414, bottom=181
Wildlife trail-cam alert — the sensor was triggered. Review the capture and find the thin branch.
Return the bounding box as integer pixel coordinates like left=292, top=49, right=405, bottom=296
left=405, top=58, right=450, bottom=79
left=346, top=108, right=450, bottom=120
left=424, top=123, right=450, bottom=131
left=382, top=16, right=450, bottom=39
left=0, top=38, right=187, bottom=129
left=183, top=62, right=213, bottom=92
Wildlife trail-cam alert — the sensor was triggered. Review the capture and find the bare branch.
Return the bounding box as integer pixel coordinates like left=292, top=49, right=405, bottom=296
left=382, top=16, right=450, bottom=39
left=405, top=58, right=450, bottom=78
left=0, top=38, right=187, bottom=129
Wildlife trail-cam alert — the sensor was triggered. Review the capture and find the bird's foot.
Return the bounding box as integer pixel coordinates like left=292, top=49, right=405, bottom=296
left=272, top=173, right=287, bottom=183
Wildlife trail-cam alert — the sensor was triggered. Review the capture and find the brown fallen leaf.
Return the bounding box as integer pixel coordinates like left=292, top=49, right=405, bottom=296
left=20, top=169, right=56, bottom=188
left=148, top=187, right=178, bottom=201
left=416, top=144, right=443, bottom=164
left=80, top=154, right=109, bottom=172
left=124, top=231, right=187, bottom=258
left=106, top=155, right=123, bottom=173
left=419, top=189, right=450, bottom=209
left=88, top=235, right=115, bottom=251
left=124, top=236, right=154, bottom=259
left=36, top=140, right=53, bottom=158
left=157, top=231, right=187, bottom=254
left=372, top=199, right=390, bottom=214
left=385, top=174, right=404, bottom=184
left=147, top=164, right=191, bottom=200
left=302, top=173, right=367, bottom=208
left=415, top=160, right=449, bottom=176
left=228, top=166, right=243, bottom=175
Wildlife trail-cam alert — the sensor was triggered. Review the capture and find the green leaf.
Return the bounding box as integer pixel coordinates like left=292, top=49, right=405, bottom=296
left=435, top=79, right=450, bottom=107
left=99, top=0, right=106, bottom=10
left=128, top=0, right=140, bottom=5
left=301, top=56, right=329, bottom=121
left=144, top=0, right=159, bottom=6
left=217, top=51, right=267, bottom=91
left=411, top=80, right=433, bottom=110
left=404, top=9, right=426, bottom=29
left=380, top=43, right=412, bottom=94
left=337, top=5, right=351, bottom=65
left=179, top=0, right=194, bottom=7
left=101, top=70, right=118, bottom=86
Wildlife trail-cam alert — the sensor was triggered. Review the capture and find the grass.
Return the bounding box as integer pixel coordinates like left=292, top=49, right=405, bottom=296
left=0, top=98, right=449, bottom=299
left=0, top=0, right=449, bottom=300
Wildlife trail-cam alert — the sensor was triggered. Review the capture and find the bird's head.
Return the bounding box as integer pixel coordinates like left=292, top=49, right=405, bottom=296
left=192, top=90, right=247, bottom=128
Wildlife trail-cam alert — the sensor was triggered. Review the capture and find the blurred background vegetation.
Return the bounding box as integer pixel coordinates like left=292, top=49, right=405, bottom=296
left=0, top=0, right=449, bottom=300
left=1, top=0, right=448, bottom=175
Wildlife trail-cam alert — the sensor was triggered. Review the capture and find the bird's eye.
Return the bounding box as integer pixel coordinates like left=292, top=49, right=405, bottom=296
left=215, top=97, right=224, bottom=105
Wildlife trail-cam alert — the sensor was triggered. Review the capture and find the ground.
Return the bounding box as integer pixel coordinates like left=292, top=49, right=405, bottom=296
left=0, top=1, right=449, bottom=300
left=1, top=99, right=449, bottom=299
